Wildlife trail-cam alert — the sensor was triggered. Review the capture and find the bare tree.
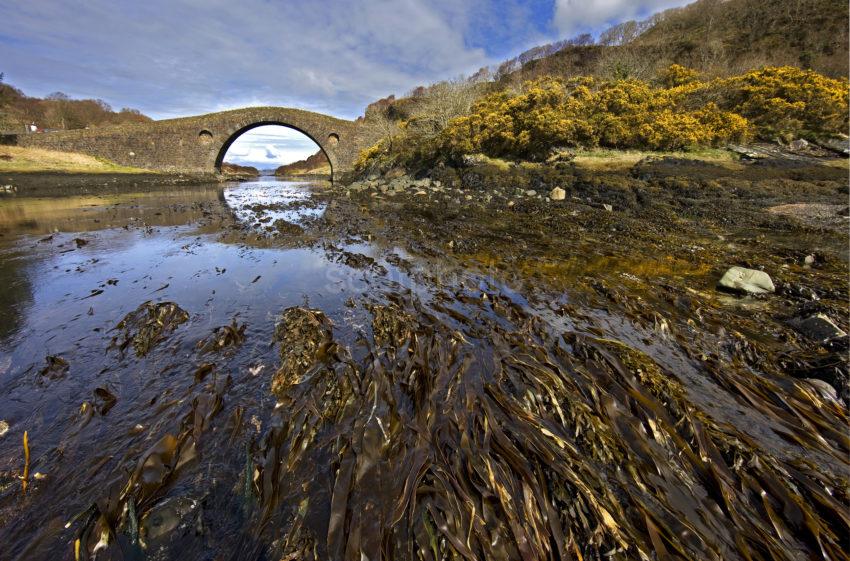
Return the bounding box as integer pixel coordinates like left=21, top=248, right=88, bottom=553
left=408, top=81, right=484, bottom=138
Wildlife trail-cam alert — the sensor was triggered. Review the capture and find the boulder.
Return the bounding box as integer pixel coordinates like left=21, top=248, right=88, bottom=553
left=717, top=267, right=775, bottom=295
left=789, top=314, right=847, bottom=342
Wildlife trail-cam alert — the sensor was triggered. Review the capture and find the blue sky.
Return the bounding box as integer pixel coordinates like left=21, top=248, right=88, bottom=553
left=0, top=0, right=691, bottom=166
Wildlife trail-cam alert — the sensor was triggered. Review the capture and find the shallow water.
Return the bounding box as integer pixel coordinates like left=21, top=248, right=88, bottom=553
left=0, top=176, right=846, bottom=561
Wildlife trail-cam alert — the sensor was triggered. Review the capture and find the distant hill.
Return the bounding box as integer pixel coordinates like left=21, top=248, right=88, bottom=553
left=275, top=151, right=330, bottom=176
left=221, top=162, right=259, bottom=176
left=0, top=78, right=150, bottom=132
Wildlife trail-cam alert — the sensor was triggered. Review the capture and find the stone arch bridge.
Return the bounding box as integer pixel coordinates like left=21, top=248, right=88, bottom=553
left=11, top=107, right=376, bottom=181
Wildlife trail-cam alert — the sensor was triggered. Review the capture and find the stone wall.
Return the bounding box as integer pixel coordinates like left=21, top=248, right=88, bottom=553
left=14, top=107, right=378, bottom=180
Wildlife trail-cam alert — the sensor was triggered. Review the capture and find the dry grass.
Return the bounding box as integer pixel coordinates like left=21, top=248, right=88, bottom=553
left=572, top=147, right=743, bottom=171
left=0, top=145, right=151, bottom=174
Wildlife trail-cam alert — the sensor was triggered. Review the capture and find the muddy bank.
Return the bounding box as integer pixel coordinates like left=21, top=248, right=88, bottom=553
left=0, top=161, right=847, bottom=560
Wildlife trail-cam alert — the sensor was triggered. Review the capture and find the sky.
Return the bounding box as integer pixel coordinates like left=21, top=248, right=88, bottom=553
left=0, top=0, right=691, bottom=166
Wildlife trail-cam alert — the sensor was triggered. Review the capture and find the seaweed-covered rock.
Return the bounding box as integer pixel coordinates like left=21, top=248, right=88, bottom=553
left=271, top=307, right=335, bottom=397
left=111, top=301, right=190, bottom=357
left=273, top=219, right=303, bottom=235
left=39, top=355, right=69, bottom=379
left=790, top=313, right=847, bottom=342
left=196, top=319, right=246, bottom=354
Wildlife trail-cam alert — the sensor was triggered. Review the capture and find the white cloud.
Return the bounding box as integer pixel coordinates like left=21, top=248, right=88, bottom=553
left=0, top=0, right=695, bottom=122
left=223, top=125, right=320, bottom=167
left=0, top=0, right=494, bottom=120
left=553, top=0, right=691, bottom=37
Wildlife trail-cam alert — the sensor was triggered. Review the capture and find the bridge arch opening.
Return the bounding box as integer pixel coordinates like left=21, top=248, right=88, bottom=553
left=215, top=123, right=332, bottom=180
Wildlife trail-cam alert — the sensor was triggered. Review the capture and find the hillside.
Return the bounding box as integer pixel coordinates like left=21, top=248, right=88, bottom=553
left=275, top=150, right=331, bottom=176
left=501, top=0, right=848, bottom=85
left=634, top=0, right=849, bottom=76
left=0, top=78, right=150, bottom=132
left=220, top=162, right=259, bottom=177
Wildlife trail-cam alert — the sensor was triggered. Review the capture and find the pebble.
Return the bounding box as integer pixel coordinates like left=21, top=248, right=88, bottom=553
left=549, top=187, right=566, bottom=201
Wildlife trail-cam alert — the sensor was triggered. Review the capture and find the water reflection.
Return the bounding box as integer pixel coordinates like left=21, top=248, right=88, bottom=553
left=0, top=187, right=225, bottom=235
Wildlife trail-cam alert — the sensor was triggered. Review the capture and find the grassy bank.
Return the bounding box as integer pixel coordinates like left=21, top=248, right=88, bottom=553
left=0, top=146, right=152, bottom=174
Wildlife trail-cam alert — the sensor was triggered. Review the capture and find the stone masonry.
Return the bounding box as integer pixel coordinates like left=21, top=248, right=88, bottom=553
left=11, top=107, right=376, bottom=181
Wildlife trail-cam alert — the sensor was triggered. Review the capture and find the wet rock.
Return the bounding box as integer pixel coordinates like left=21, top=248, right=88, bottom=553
left=790, top=314, right=847, bottom=342
left=803, top=378, right=839, bottom=404
left=139, top=496, right=200, bottom=549
left=717, top=267, right=775, bottom=295
left=549, top=187, right=566, bottom=201
left=111, top=301, right=190, bottom=357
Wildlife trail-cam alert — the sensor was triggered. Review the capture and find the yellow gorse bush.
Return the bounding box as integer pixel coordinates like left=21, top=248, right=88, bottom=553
left=703, top=66, right=849, bottom=139
left=358, top=65, right=849, bottom=168
left=440, top=74, right=751, bottom=159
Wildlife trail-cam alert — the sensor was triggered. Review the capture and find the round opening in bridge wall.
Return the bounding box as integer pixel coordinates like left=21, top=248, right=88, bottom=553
left=327, top=133, right=339, bottom=147
left=198, top=130, right=214, bottom=144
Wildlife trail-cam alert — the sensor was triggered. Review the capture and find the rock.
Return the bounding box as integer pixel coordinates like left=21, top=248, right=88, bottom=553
left=788, top=139, right=809, bottom=151
left=549, top=187, right=566, bottom=201
left=602, top=204, right=613, bottom=212
left=803, top=254, right=816, bottom=266
left=414, top=190, right=427, bottom=196
left=728, top=144, right=766, bottom=161
left=0, top=420, right=8, bottom=438
left=789, top=314, right=847, bottom=342
left=461, top=154, right=490, bottom=167
left=812, top=134, right=850, bottom=157
left=717, top=266, right=775, bottom=295
left=525, top=190, right=536, bottom=197
left=546, top=148, right=575, bottom=164
left=803, top=378, right=839, bottom=403
left=140, top=496, right=200, bottom=547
